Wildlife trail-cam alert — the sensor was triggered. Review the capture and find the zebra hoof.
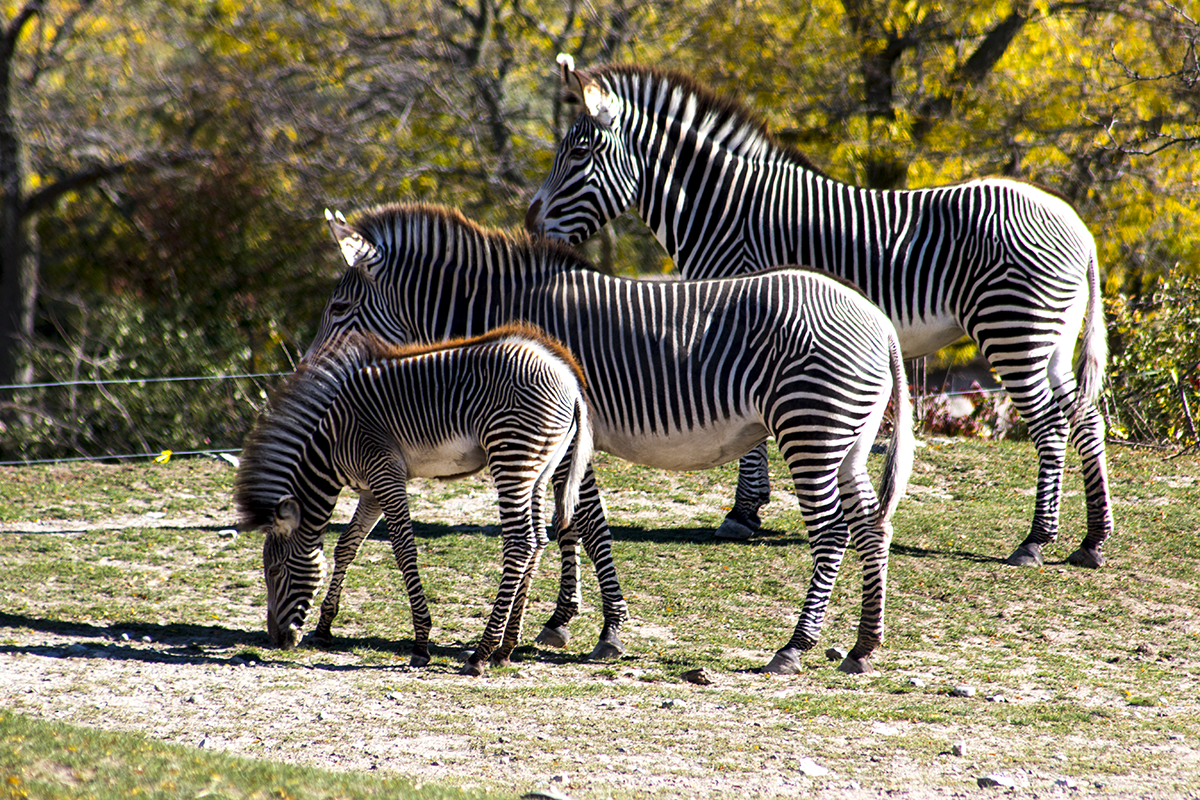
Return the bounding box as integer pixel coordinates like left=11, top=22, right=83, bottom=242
left=837, top=655, right=874, bottom=675
left=535, top=625, right=571, bottom=648
left=588, top=639, right=623, bottom=662
left=715, top=516, right=756, bottom=540
left=306, top=629, right=334, bottom=649
left=462, top=659, right=486, bottom=677
left=1004, top=543, right=1043, bottom=567
left=409, top=652, right=431, bottom=668
left=761, top=649, right=803, bottom=675
left=1066, top=547, right=1105, bottom=569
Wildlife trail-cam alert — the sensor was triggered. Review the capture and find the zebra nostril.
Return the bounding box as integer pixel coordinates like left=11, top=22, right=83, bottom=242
left=524, top=198, right=543, bottom=234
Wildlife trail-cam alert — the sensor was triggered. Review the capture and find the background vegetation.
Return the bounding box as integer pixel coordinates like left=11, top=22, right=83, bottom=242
left=2, top=0, right=1198, bottom=461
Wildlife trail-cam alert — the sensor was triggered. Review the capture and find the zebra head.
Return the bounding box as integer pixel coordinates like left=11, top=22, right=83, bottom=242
left=525, top=54, right=641, bottom=245
left=307, top=209, right=412, bottom=358
left=262, top=496, right=329, bottom=649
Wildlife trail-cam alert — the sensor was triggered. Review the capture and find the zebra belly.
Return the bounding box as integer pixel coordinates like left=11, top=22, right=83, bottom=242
left=401, top=436, right=488, bottom=480
left=594, top=416, right=769, bottom=472
left=894, top=315, right=965, bottom=360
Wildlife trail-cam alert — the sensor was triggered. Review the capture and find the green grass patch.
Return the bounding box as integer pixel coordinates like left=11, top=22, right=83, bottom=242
left=0, top=712, right=503, bottom=800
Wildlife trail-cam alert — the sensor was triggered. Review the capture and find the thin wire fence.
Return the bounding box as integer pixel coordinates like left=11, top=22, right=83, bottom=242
left=0, top=362, right=1006, bottom=467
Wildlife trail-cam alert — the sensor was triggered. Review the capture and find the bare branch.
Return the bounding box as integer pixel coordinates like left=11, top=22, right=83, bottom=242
left=22, top=149, right=209, bottom=216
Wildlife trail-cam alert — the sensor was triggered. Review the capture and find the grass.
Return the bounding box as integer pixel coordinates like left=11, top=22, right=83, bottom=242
left=2, top=440, right=1199, bottom=798
left=0, top=712, right=501, bottom=800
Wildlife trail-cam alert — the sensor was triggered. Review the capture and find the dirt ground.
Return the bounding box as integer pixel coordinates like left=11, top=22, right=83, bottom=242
left=3, top=484, right=1199, bottom=800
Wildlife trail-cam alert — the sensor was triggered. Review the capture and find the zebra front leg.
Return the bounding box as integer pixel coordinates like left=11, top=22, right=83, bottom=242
left=715, top=443, right=772, bottom=539
left=535, top=526, right=581, bottom=648
left=311, top=491, right=383, bottom=647
left=371, top=469, right=433, bottom=667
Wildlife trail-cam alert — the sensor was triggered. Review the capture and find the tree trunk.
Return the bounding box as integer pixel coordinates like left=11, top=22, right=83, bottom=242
left=1, top=4, right=39, bottom=394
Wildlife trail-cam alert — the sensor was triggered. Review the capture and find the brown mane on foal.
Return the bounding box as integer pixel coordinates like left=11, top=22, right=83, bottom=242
left=321, top=322, right=587, bottom=390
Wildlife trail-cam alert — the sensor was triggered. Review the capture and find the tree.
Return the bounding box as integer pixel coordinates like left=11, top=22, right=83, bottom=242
left=1, top=1, right=205, bottom=397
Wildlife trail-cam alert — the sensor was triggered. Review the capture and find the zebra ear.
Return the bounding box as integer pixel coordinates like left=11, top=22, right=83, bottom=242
left=272, top=496, right=301, bottom=539
left=324, top=208, right=379, bottom=271
left=557, top=52, right=588, bottom=104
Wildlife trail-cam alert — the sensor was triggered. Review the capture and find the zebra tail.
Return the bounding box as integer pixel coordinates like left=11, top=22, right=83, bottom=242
left=1074, top=242, right=1109, bottom=421
left=554, top=395, right=594, bottom=531
left=877, top=334, right=915, bottom=524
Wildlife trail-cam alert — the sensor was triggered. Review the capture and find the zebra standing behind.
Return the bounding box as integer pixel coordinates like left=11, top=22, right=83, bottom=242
left=233, top=324, right=593, bottom=676
left=526, top=54, right=1112, bottom=570
left=307, top=202, right=914, bottom=675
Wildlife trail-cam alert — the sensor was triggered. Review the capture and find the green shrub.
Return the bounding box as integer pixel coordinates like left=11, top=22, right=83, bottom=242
left=1106, top=269, right=1200, bottom=449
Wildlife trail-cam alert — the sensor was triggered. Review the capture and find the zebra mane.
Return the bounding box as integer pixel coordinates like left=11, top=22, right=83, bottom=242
left=351, top=201, right=594, bottom=274
left=234, top=331, right=373, bottom=531
left=580, top=63, right=828, bottom=177
left=362, top=320, right=587, bottom=390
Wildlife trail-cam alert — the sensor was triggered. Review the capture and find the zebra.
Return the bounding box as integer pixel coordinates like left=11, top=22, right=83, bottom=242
left=233, top=323, right=594, bottom=676
left=525, top=54, right=1112, bottom=570
left=307, top=202, right=914, bottom=675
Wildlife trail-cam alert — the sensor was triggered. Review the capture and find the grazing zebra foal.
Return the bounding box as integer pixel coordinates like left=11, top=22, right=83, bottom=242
left=307, top=202, right=914, bottom=675
left=527, top=55, right=1112, bottom=569
left=233, top=324, right=593, bottom=675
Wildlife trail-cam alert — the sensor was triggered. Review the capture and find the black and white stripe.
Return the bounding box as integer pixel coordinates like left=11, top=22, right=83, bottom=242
left=308, top=203, right=914, bottom=674
left=526, top=59, right=1112, bottom=569
left=235, top=324, right=593, bottom=675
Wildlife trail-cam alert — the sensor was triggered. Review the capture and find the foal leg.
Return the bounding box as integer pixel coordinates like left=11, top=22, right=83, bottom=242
left=368, top=465, right=433, bottom=667
left=535, top=456, right=582, bottom=648
left=312, top=491, right=383, bottom=646
left=494, top=473, right=555, bottom=666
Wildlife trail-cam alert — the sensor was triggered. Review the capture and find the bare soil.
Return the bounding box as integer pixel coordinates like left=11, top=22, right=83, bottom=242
left=3, top=469, right=1199, bottom=799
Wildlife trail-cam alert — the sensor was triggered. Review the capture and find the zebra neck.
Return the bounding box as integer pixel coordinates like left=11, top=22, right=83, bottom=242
left=402, top=236, right=578, bottom=338
left=628, top=119, right=814, bottom=276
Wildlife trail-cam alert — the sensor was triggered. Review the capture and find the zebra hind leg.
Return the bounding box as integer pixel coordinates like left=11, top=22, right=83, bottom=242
left=489, top=487, right=553, bottom=669
left=715, top=443, right=771, bottom=539
left=534, top=456, right=583, bottom=648
left=538, top=465, right=627, bottom=661
left=762, top=475, right=851, bottom=675
left=1064, top=399, right=1111, bottom=569
left=487, top=538, right=548, bottom=670
left=990, top=363, right=1069, bottom=568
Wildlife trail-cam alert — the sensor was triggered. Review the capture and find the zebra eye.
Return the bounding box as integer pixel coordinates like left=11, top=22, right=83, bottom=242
left=328, top=299, right=352, bottom=317
left=569, top=145, right=592, bottom=159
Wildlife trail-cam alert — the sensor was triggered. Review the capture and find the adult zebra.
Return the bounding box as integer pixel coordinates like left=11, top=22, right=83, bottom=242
left=235, top=325, right=593, bottom=675
left=308, top=202, right=914, bottom=675
left=525, top=54, right=1111, bottom=570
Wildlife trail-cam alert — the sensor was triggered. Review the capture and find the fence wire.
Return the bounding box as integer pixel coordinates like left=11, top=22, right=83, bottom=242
left=0, top=363, right=1005, bottom=468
